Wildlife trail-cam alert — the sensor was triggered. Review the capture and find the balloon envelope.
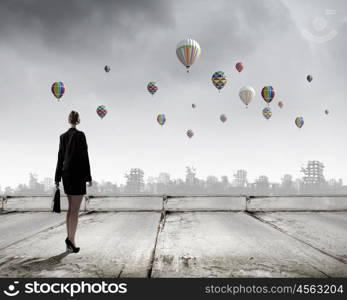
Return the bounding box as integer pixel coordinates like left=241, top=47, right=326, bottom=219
left=261, top=86, right=275, bottom=104
left=262, top=107, right=272, bottom=119
left=239, top=86, right=255, bottom=106
left=147, top=82, right=158, bottom=95
left=235, top=62, right=244, bottom=73
left=176, top=38, right=201, bottom=71
left=186, top=129, right=194, bottom=138
left=295, top=117, right=304, bottom=128
left=212, top=71, right=227, bottom=91
left=220, top=114, right=227, bottom=123
left=325, top=109, right=329, bottom=115
left=51, top=82, right=65, bottom=99
left=192, top=103, right=196, bottom=109
left=97, top=105, right=107, bottom=119
left=307, top=75, right=313, bottom=82
left=278, top=101, right=284, bottom=108
left=104, top=65, right=110, bottom=73
left=157, top=114, right=166, bottom=126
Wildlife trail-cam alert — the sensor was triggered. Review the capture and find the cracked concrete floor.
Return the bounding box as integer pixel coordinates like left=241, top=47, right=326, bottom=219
left=0, top=211, right=346, bottom=277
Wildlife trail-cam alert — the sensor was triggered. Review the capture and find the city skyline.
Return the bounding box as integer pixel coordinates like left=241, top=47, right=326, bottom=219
left=1, top=161, right=345, bottom=195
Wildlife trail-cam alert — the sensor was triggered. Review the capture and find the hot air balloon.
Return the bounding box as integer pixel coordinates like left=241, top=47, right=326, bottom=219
left=261, top=86, right=275, bottom=105
left=239, top=86, right=255, bottom=107
left=157, top=114, right=166, bottom=126
left=192, top=103, right=196, bottom=109
left=220, top=114, right=227, bottom=123
left=147, top=82, right=158, bottom=96
left=262, top=107, right=272, bottom=120
left=176, top=38, right=201, bottom=73
left=307, top=75, right=313, bottom=82
left=278, top=101, right=284, bottom=108
left=235, top=62, right=244, bottom=73
left=104, top=65, right=110, bottom=73
left=295, top=117, right=304, bottom=128
left=212, top=71, right=227, bottom=92
left=96, top=105, right=107, bottom=119
left=325, top=109, right=329, bottom=115
left=186, top=129, right=194, bottom=138
left=51, top=82, right=66, bottom=100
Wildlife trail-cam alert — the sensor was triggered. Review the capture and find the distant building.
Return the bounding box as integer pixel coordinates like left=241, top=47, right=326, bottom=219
left=125, top=168, right=145, bottom=193
left=185, top=167, right=197, bottom=186
left=301, top=161, right=325, bottom=191
left=232, top=170, right=248, bottom=187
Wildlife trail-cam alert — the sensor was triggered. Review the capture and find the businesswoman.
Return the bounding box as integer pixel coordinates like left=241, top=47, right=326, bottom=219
left=55, top=111, right=92, bottom=253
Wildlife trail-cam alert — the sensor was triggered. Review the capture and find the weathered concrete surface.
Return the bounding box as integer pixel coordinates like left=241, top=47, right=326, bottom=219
left=87, top=197, right=162, bottom=211
left=247, top=196, right=347, bottom=212
left=3, top=196, right=76, bottom=212
left=0, top=212, right=161, bottom=277
left=166, top=196, right=245, bottom=211
left=0, top=195, right=347, bottom=278
left=151, top=212, right=347, bottom=278
left=0, top=212, right=66, bottom=250
left=254, top=212, right=347, bottom=264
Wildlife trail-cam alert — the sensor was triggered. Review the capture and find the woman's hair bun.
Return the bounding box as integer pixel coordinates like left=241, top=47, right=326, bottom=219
left=69, top=111, right=80, bottom=125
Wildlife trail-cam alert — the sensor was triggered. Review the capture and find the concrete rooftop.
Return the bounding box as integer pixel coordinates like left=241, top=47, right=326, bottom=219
left=0, top=195, right=346, bottom=278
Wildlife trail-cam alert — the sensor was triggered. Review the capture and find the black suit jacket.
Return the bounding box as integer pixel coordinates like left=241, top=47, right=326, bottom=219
left=55, top=128, right=92, bottom=183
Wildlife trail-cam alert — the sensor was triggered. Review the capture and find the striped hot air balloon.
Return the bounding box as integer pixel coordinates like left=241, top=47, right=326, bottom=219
left=186, top=129, right=194, bottom=138
left=295, top=117, right=304, bottom=128
left=176, top=38, right=201, bottom=73
left=51, top=82, right=66, bottom=100
left=220, top=114, right=227, bottom=123
left=96, top=105, right=107, bottom=119
left=212, top=71, right=227, bottom=92
left=261, top=86, right=275, bottom=105
left=157, top=114, right=166, bottom=126
left=147, top=82, right=158, bottom=96
left=263, top=107, right=272, bottom=120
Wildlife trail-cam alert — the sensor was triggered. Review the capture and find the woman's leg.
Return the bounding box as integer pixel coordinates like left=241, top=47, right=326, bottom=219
left=66, top=195, right=71, bottom=239
left=67, top=195, right=84, bottom=246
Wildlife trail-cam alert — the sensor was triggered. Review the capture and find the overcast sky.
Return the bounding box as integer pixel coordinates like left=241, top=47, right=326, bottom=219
left=0, top=0, right=346, bottom=187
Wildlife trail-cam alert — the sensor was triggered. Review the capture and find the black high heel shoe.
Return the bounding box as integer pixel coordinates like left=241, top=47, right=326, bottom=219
left=65, top=238, right=80, bottom=253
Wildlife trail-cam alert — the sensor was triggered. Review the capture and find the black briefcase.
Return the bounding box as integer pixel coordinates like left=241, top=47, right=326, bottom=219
left=52, top=187, right=61, bottom=213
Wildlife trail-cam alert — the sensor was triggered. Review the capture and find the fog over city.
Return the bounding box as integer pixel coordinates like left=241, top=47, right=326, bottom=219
left=0, top=0, right=346, bottom=189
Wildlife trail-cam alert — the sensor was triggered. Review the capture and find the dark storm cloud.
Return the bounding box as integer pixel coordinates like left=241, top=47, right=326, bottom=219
left=0, top=0, right=174, bottom=53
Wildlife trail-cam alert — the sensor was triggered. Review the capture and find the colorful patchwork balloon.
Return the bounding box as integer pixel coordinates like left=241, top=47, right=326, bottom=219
left=220, top=114, right=227, bottom=123
left=239, top=86, right=255, bottom=107
left=263, top=107, right=272, bottom=120
left=157, top=114, right=166, bottom=126
left=186, top=129, right=194, bottom=138
left=51, top=82, right=65, bottom=100
left=295, top=117, right=304, bottom=128
left=176, top=38, right=201, bottom=73
left=96, top=105, right=107, bottom=119
left=235, top=62, right=244, bottom=73
left=278, top=101, right=284, bottom=108
left=261, top=86, right=275, bottom=105
left=212, top=71, right=227, bottom=92
left=147, top=82, right=158, bottom=96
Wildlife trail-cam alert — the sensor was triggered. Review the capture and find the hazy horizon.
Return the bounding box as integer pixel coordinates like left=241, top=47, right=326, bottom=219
left=0, top=0, right=346, bottom=188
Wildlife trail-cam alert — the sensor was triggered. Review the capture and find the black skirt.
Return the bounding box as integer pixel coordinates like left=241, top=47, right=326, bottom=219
left=62, top=172, right=86, bottom=195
